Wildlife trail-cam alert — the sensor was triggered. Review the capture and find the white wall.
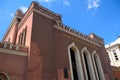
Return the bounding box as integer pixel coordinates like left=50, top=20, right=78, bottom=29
left=106, top=45, right=120, bottom=67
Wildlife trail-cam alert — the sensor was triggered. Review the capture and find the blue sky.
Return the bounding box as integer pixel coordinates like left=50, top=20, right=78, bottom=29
left=0, top=0, right=120, bottom=44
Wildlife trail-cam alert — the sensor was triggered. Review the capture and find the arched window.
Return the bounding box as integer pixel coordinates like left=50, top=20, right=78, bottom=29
left=70, top=48, right=79, bottom=80
left=23, top=27, right=27, bottom=45
left=21, top=27, right=27, bottom=45
left=92, top=51, right=105, bottom=80
left=18, top=33, right=22, bottom=45
left=0, top=72, right=9, bottom=80
left=81, top=47, right=96, bottom=80
left=8, top=38, right=10, bottom=42
left=68, top=43, right=84, bottom=80
left=18, top=27, right=27, bottom=45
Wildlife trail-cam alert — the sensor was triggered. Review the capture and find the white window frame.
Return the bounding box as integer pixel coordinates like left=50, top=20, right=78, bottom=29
left=68, top=42, right=84, bottom=80
left=81, top=47, right=96, bottom=80
left=92, top=51, right=105, bottom=80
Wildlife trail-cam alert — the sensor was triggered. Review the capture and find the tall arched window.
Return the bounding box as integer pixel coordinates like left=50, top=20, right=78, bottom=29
left=22, top=27, right=27, bottom=45
left=81, top=47, right=96, bottom=80
left=18, top=27, right=27, bottom=45
left=0, top=72, right=9, bottom=80
left=92, top=51, right=105, bottom=80
left=70, top=48, right=78, bottom=80
left=68, top=43, right=84, bottom=80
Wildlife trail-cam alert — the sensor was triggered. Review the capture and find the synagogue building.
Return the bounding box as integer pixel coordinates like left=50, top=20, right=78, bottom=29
left=0, top=1, right=115, bottom=80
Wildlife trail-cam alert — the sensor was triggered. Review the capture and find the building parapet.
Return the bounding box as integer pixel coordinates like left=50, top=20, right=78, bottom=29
left=32, top=1, right=61, bottom=21
left=55, top=21, right=103, bottom=46
left=0, top=41, right=28, bottom=53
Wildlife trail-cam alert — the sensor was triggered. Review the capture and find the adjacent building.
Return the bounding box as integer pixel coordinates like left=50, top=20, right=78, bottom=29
left=105, top=37, right=120, bottom=67
left=105, top=37, right=120, bottom=79
left=0, top=1, right=114, bottom=80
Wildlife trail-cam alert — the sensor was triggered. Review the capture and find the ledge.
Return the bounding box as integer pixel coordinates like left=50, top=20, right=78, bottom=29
left=54, top=21, right=101, bottom=47
left=0, top=41, right=28, bottom=53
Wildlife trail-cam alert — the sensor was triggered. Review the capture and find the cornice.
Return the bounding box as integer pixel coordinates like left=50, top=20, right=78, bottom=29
left=33, top=2, right=61, bottom=21
left=18, top=1, right=61, bottom=29
left=105, top=44, right=120, bottom=50
left=0, top=41, right=28, bottom=54
left=53, top=21, right=101, bottom=47
left=0, top=48, right=27, bottom=56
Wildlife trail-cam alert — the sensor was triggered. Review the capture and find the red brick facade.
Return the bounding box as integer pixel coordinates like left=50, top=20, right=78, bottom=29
left=0, top=1, right=115, bottom=80
left=112, top=67, right=120, bottom=80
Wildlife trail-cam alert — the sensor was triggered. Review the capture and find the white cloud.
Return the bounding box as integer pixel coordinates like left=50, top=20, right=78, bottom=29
left=39, top=0, right=70, bottom=7
left=20, top=7, right=28, bottom=13
left=39, top=0, right=56, bottom=3
left=114, top=24, right=119, bottom=28
left=63, top=0, right=70, bottom=6
left=10, top=13, right=14, bottom=17
left=87, top=0, right=100, bottom=10
left=6, top=12, right=14, bottom=17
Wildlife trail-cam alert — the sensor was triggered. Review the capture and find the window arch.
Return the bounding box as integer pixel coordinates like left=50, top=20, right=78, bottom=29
left=92, top=51, right=105, bottom=80
left=68, top=42, right=84, bottom=80
left=0, top=71, right=9, bottom=80
left=81, top=47, right=96, bottom=80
